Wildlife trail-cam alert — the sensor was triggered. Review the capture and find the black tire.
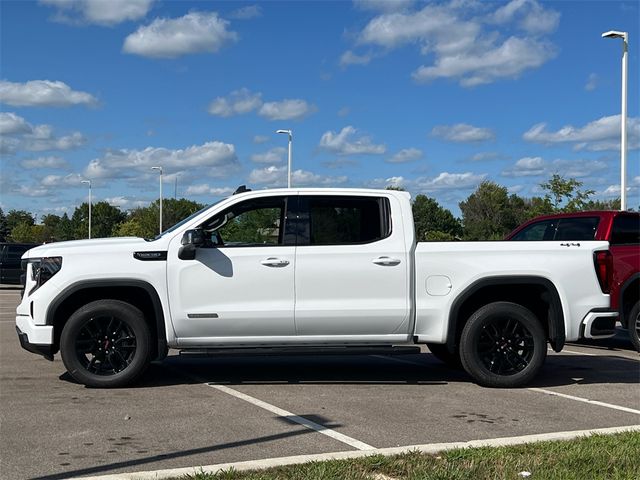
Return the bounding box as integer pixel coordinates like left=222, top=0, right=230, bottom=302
left=426, top=343, right=462, bottom=368
left=60, top=299, right=151, bottom=388
left=628, top=301, right=640, bottom=353
left=459, top=302, right=547, bottom=388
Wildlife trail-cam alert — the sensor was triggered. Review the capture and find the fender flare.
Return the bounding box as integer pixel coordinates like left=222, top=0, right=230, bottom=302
left=46, top=279, right=168, bottom=360
left=446, top=275, right=565, bottom=353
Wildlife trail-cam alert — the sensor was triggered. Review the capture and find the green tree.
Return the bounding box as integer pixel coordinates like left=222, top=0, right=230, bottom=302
left=10, top=222, right=37, bottom=243
left=116, top=198, right=205, bottom=239
left=540, top=174, right=595, bottom=212
left=0, top=207, right=7, bottom=241
left=6, top=210, right=35, bottom=234
left=54, top=213, right=75, bottom=241
left=72, top=202, right=126, bottom=239
left=460, top=181, right=525, bottom=240
left=582, top=198, right=621, bottom=210
left=412, top=194, right=462, bottom=241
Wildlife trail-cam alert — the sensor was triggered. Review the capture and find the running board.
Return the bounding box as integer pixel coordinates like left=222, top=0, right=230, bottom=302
left=179, top=345, right=421, bottom=358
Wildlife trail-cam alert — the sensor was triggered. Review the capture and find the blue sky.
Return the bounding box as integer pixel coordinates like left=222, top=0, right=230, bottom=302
left=1, top=0, right=638, bottom=219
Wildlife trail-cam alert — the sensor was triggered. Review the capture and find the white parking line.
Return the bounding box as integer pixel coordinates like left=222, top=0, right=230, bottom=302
left=68, top=424, right=640, bottom=480
left=550, top=348, right=597, bottom=356
left=528, top=387, right=640, bottom=415
left=206, top=383, right=374, bottom=451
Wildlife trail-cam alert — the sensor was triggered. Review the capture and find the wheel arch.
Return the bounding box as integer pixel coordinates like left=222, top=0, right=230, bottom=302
left=619, top=273, right=640, bottom=328
left=46, top=279, right=168, bottom=361
left=446, top=276, right=565, bottom=353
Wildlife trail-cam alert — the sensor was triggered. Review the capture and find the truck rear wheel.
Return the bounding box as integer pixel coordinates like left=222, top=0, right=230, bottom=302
left=60, top=300, right=151, bottom=388
left=629, top=301, right=640, bottom=353
left=459, top=302, right=547, bottom=388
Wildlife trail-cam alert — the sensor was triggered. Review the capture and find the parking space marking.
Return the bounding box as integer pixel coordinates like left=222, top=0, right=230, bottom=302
left=528, top=387, right=640, bottom=415
left=69, top=424, right=640, bottom=480
left=550, top=348, right=597, bottom=356
left=205, top=383, right=375, bottom=451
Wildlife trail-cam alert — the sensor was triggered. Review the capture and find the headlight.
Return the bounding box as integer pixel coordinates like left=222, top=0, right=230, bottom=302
left=27, top=257, right=62, bottom=294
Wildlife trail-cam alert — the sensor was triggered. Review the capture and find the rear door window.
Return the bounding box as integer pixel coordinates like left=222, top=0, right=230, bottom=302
left=611, top=215, right=640, bottom=245
left=554, top=217, right=599, bottom=241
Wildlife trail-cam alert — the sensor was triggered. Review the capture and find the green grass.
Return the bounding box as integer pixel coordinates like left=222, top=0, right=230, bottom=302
left=180, top=431, right=640, bottom=480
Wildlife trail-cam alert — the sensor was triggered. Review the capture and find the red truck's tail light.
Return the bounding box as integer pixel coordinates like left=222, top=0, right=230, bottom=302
left=594, top=250, right=612, bottom=294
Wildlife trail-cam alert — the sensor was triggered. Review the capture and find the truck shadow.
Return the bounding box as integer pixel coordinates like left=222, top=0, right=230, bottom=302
left=125, top=351, right=639, bottom=390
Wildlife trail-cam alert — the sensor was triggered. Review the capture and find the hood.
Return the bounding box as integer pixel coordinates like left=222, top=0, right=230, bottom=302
left=22, top=237, right=150, bottom=259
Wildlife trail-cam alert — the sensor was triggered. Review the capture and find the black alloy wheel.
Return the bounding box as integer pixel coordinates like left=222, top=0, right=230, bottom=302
left=475, top=316, right=535, bottom=376
left=60, top=299, right=151, bottom=388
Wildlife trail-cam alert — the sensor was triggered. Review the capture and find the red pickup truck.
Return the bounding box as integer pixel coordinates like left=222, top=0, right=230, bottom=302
left=507, top=211, right=639, bottom=351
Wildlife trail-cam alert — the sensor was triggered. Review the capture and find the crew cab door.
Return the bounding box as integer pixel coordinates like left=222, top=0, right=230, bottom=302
left=167, top=195, right=297, bottom=343
left=293, top=193, right=411, bottom=339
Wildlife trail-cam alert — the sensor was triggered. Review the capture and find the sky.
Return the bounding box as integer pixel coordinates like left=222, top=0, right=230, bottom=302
left=0, top=0, right=639, bottom=220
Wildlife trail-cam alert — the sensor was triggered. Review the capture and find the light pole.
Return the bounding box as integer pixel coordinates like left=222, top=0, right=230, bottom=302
left=81, top=180, right=92, bottom=239
left=602, top=30, right=628, bottom=210
left=276, top=129, right=293, bottom=188
left=151, top=166, right=163, bottom=234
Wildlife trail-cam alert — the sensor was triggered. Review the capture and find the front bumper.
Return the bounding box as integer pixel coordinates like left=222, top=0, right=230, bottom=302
left=15, top=315, right=55, bottom=361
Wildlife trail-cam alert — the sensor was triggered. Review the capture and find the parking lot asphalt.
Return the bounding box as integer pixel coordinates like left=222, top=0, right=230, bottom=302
left=1, top=289, right=638, bottom=480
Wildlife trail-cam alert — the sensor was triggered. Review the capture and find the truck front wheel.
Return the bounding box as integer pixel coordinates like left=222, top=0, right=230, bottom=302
left=60, top=300, right=151, bottom=388
left=459, top=302, right=547, bottom=388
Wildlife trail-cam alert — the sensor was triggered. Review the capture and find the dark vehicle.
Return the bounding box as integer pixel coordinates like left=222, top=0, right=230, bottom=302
left=0, top=243, right=39, bottom=284
left=507, top=211, right=640, bottom=351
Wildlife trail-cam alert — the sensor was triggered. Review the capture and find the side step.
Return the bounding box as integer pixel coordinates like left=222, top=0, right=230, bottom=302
left=179, top=345, right=421, bottom=358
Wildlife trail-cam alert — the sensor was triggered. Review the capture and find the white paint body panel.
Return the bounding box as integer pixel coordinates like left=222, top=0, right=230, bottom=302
left=15, top=188, right=610, bottom=353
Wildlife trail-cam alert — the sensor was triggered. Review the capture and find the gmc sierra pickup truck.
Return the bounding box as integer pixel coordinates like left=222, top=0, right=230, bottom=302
left=16, top=188, right=616, bottom=388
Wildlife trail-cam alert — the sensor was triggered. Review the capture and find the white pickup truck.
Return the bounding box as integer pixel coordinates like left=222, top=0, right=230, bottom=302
left=16, top=187, right=617, bottom=388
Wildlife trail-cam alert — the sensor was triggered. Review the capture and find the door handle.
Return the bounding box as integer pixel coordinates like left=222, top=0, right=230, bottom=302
left=260, top=257, right=290, bottom=267
left=372, top=256, right=401, bottom=266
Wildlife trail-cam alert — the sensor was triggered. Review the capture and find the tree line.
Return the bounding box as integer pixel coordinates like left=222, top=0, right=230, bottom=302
left=0, top=174, right=620, bottom=244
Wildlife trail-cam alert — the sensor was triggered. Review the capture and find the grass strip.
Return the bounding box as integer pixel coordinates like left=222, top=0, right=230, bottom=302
left=180, top=431, right=640, bottom=480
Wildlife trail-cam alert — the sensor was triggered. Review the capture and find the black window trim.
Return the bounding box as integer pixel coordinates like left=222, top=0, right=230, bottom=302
left=198, top=195, right=297, bottom=248
left=296, top=194, right=392, bottom=247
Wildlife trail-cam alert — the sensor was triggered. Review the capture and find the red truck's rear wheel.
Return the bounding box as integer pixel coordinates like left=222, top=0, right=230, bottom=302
left=629, top=301, right=640, bottom=353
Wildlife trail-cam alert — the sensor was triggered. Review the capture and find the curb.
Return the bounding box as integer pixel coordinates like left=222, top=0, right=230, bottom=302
left=70, top=424, right=640, bottom=480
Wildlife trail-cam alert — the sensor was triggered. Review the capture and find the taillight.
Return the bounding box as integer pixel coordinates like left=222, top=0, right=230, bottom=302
left=594, top=250, right=612, bottom=294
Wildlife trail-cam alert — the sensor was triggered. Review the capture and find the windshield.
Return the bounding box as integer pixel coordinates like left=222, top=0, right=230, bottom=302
left=150, top=198, right=226, bottom=241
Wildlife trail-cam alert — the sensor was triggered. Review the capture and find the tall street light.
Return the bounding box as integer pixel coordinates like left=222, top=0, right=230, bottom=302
left=602, top=30, right=628, bottom=210
left=81, top=180, right=92, bottom=239
left=276, top=129, right=293, bottom=188
left=151, top=166, right=163, bottom=234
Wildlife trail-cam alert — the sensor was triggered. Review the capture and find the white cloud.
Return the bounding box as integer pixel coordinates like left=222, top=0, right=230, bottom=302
left=40, top=173, right=84, bottom=187
left=21, top=156, right=69, bottom=169
left=84, top=141, right=238, bottom=181
left=431, top=123, right=495, bottom=142
left=550, top=159, right=608, bottom=178
left=0, top=112, right=31, bottom=135
left=228, top=5, right=262, bottom=20
left=248, top=165, right=347, bottom=187
left=258, top=99, right=317, bottom=121
left=584, top=73, right=598, bottom=91
left=251, top=147, right=286, bottom=164
left=208, top=88, right=263, bottom=117
left=470, top=151, right=505, bottom=162
left=417, top=172, right=487, bottom=192
left=319, top=126, right=386, bottom=155
left=102, top=196, right=149, bottom=209
left=40, top=0, right=154, bottom=25
left=14, top=184, right=53, bottom=197
left=388, top=147, right=422, bottom=163
left=492, top=0, right=560, bottom=35
left=337, top=107, right=350, bottom=117
left=185, top=184, right=234, bottom=196
left=123, top=12, right=237, bottom=59
left=501, top=156, right=546, bottom=177
left=253, top=135, right=270, bottom=144
left=351, top=2, right=558, bottom=86
left=413, top=36, right=556, bottom=87
left=340, top=50, right=373, bottom=67
left=0, top=80, right=97, bottom=107
left=353, top=0, right=414, bottom=12
left=523, top=114, right=640, bottom=151
left=0, top=112, right=86, bottom=154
